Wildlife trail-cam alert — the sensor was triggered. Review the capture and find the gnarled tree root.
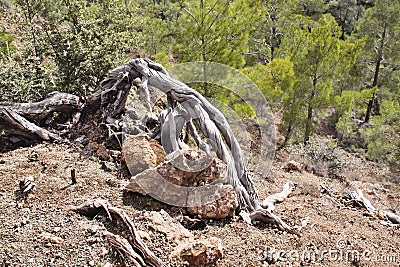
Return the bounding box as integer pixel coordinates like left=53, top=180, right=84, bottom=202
left=2, top=58, right=298, bottom=234
left=65, top=199, right=166, bottom=267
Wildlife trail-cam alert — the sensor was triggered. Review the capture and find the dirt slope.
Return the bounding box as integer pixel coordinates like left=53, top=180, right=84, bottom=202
left=0, top=143, right=399, bottom=267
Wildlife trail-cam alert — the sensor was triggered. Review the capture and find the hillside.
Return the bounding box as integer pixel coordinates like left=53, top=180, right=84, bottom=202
left=1, top=1, right=400, bottom=266
left=1, top=142, right=399, bottom=266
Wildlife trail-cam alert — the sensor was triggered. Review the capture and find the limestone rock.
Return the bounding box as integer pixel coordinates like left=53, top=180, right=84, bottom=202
left=122, top=134, right=165, bottom=176
left=171, top=237, right=223, bottom=266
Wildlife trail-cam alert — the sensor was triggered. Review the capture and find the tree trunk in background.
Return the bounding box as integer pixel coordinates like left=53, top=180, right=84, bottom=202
left=364, top=24, right=386, bottom=123
left=304, top=77, right=317, bottom=144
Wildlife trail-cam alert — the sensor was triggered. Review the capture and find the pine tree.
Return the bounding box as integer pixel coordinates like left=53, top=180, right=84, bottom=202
left=174, top=0, right=258, bottom=67
left=277, top=14, right=363, bottom=143
left=248, top=0, right=297, bottom=63
left=362, top=97, right=400, bottom=167
left=355, top=0, right=400, bottom=122
left=172, top=0, right=261, bottom=97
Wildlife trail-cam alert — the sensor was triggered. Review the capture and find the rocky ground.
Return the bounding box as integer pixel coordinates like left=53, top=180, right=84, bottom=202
left=1, top=141, right=399, bottom=267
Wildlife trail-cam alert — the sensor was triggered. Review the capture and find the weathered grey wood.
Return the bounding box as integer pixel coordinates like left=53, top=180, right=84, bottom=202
left=261, top=182, right=296, bottom=213
left=66, top=199, right=166, bottom=267
left=0, top=92, right=80, bottom=125
left=128, top=59, right=259, bottom=210
left=0, top=106, right=60, bottom=141
left=0, top=58, right=295, bottom=233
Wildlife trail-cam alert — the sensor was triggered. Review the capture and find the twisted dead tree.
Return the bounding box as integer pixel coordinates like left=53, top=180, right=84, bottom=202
left=66, top=199, right=166, bottom=267
left=0, top=58, right=294, bottom=233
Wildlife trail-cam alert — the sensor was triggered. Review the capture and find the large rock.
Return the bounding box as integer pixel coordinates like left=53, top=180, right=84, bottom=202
left=187, top=184, right=238, bottom=219
left=171, top=237, right=223, bottom=266
left=124, top=149, right=237, bottom=218
left=157, top=150, right=227, bottom=187
left=122, top=134, right=165, bottom=176
left=146, top=210, right=194, bottom=245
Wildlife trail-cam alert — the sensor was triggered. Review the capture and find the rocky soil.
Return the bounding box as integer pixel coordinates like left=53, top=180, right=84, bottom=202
left=1, top=142, right=399, bottom=267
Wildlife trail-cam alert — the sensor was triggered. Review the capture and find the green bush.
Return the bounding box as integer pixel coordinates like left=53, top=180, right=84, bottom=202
left=1, top=0, right=140, bottom=102
left=290, top=135, right=347, bottom=179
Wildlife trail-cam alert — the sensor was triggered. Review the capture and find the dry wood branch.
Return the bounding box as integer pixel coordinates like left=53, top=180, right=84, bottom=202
left=348, top=189, right=378, bottom=213
left=261, top=182, right=296, bottom=213
left=384, top=211, right=400, bottom=225
left=0, top=107, right=60, bottom=141
left=66, top=199, right=165, bottom=267
left=0, top=92, right=81, bottom=125
left=249, top=208, right=295, bottom=233
left=347, top=189, right=400, bottom=226
left=104, top=231, right=145, bottom=267
left=249, top=182, right=298, bottom=234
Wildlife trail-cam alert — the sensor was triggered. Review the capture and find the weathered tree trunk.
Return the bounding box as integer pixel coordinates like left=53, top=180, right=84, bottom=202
left=0, top=92, right=81, bottom=145
left=0, top=58, right=294, bottom=233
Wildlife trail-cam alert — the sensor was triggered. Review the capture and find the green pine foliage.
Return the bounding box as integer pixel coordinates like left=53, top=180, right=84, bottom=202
left=1, top=0, right=140, bottom=101
left=0, top=0, right=399, bottom=167
left=173, top=0, right=259, bottom=68
left=362, top=98, right=400, bottom=167
left=277, top=14, right=363, bottom=143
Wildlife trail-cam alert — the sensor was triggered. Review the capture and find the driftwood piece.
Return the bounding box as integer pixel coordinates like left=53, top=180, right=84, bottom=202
left=104, top=231, right=146, bottom=267
left=248, top=182, right=297, bottom=234
left=261, top=182, right=296, bottom=213
left=0, top=92, right=80, bottom=124
left=347, top=189, right=400, bottom=226
left=384, top=211, right=400, bottom=225
left=348, top=189, right=377, bottom=213
left=0, top=92, right=82, bottom=144
left=1, top=58, right=296, bottom=233
left=0, top=107, right=60, bottom=141
left=65, top=199, right=165, bottom=267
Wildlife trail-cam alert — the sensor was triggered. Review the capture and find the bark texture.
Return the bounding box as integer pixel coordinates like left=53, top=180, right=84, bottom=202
left=1, top=58, right=294, bottom=233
